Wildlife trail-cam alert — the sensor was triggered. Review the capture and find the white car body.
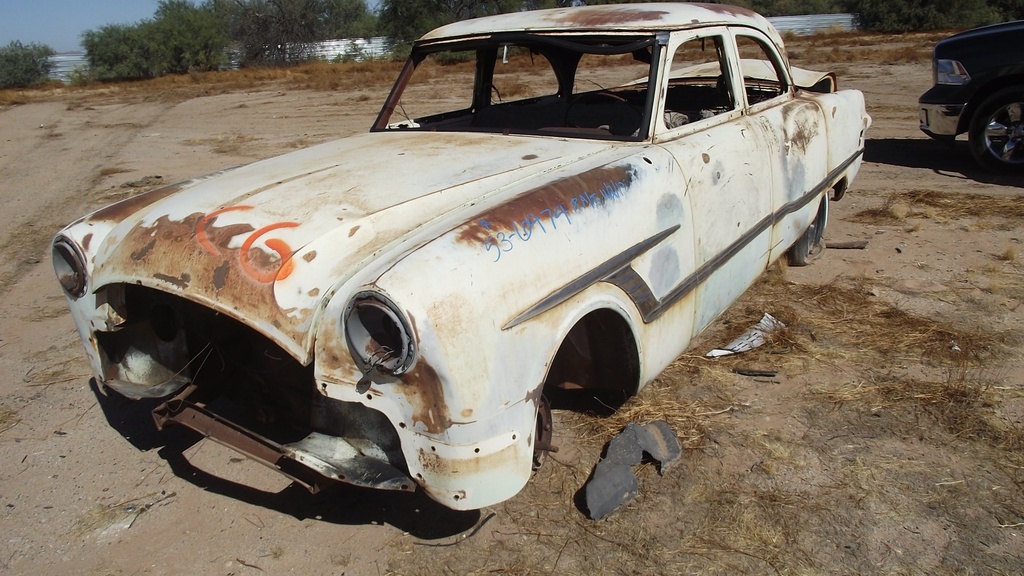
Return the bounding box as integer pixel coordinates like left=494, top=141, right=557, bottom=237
left=52, top=3, right=870, bottom=510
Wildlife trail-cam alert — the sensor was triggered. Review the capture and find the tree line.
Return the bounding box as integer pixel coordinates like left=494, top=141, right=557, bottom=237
left=2, top=0, right=1023, bottom=88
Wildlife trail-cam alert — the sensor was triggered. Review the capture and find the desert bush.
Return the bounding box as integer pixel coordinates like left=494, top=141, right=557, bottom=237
left=67, top=65, right=94, bottom=86
left=153, top=0, right=228, bottom=73
left=209, top=0, right=377, bottom=67
left=0, top=41, right=55, bottom=88
left=378, top=0, right=530, bottom=44
left=82, top=23, right=165, bottom=80
left=844, top=0, right=1003, bottom=32
left=82, top=0, right=228, bottom=81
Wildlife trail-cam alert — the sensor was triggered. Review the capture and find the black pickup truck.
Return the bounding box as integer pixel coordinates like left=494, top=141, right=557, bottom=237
left=918, top=20, right=1024, bottom=173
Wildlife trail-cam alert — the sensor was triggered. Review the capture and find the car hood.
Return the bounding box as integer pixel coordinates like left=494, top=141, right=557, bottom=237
left=83, top=131, right=613, bottom=360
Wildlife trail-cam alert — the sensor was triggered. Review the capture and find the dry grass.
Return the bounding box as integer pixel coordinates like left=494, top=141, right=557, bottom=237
left=0, top=406, right=18, bottom=434
left=571, top=372, right=712, bottom=448
left=818, top=366, right=1024, bottom=449
left=850, top=189, right=1024, bottom=225
left=677, top=485, right=819, bottom=574
left=185, top=133, right=261, bottom=155
left=689, top=266, right=1007, bottom=370
left=785, top=30, right=943, bottom=66
left=1000, top=244, right=1019, bottom=262
left=496, top=79, right=531, bottom=99
left=1, top=59, right=404, bottom=108
left=71, top=491, right=176, bottom=538
left=0, top=90, right=33, bottom=106
left=98, top=166, right=132, bottom=177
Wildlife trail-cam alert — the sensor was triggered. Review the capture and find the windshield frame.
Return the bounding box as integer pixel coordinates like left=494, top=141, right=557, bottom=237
left=372, top=32, right=666, bottom=142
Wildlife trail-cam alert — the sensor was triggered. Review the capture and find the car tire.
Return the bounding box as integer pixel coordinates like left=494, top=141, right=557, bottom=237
left=968, top=86, right=1024, bottom=173
left=787, top=197, right=827, bottom=267
left=532, top=394, right=553, bottom=470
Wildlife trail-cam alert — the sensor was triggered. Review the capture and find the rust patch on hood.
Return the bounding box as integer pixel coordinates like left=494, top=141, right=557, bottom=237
left=131, top=238, right=157, bottom=261
left=195, top=206, right=255, bottom=255
left=153, top=272, right=191, bottom=289
left=97, top=210, right=310, bottom=348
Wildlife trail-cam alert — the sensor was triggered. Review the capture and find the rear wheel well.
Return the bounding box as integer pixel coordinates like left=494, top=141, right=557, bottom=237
left=542, top=308, right=640, bottom=413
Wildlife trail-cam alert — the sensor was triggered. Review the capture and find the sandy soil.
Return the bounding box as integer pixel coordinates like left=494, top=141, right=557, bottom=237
left=1, top=57, right=1022, bottom=575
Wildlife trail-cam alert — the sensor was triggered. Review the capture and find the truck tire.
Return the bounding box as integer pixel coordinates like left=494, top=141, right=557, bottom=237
left=968, top=86, right=1024, bottom=173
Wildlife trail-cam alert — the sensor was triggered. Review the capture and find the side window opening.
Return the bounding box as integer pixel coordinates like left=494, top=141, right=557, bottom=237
left=488, top=45, right=560, bottom=105
left=473, top=45, right=564, bottom=130
left=734, top=34, right=789, bottom=105
left=663, top=35, right=737, bottom=130
left=567, top=51, right=652, bottom=137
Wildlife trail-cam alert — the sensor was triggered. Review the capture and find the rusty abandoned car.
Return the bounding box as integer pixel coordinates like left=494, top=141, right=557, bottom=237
left=52, top=4, right=870, bottom=510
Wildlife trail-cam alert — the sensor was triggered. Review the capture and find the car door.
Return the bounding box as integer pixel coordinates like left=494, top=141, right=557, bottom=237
left=732, top=30, right=830, bottom=263
left=653, top=29, right=774, bottom=333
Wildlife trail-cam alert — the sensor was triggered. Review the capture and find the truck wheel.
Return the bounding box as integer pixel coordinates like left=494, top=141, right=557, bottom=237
left=787, top=196, right=827, bottom=267
left=968, top=87, right=1024, bottom=173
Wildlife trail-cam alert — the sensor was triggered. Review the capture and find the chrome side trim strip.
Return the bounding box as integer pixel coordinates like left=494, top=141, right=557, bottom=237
left=506, top=148, right=863, bottom=328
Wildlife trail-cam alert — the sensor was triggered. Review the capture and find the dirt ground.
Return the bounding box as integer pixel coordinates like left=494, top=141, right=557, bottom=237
left=1, top=40, right=1023, bottom=575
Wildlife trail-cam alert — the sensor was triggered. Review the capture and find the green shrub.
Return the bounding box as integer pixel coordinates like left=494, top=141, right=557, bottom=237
left=844, top=0, right=1003, bottom=32
left=67, top=65, right=94, bottom=86
left=0, top=41, right=56, bottom=88
left=82, top=0, right=228, bottom=81
left=153, top=0, right=228, bottom=73
left=82, top=23, right=165, bottom=81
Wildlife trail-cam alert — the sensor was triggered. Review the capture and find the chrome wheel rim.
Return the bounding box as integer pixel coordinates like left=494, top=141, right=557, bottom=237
left=983, top=101, right=1024, bottom=166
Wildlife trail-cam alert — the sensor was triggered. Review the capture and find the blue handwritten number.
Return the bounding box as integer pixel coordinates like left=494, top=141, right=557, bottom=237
left=484, top=238, right=501, bottom=262
left=481, top=179, right=625, bottom=262
left=514, top=215, right=546, bottom=241
left=550, top=205, right=571, bottom=227
left=497, top=232, right=513, bottom=253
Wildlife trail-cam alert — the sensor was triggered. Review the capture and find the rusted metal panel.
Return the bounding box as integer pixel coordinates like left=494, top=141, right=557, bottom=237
left=152, top=388, right=416, bottom=493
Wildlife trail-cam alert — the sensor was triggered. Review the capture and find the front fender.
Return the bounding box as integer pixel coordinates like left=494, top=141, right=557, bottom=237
left=311, top=149, right=681, bottom=508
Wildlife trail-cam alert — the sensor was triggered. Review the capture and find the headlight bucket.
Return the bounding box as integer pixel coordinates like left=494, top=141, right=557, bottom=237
left=344, top=291, right=416, bottom=375
left=52, top=238, right=87, bottom=299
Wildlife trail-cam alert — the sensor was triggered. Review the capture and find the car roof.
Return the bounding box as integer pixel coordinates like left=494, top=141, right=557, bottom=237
left=417, top=2, right=780, bottom=44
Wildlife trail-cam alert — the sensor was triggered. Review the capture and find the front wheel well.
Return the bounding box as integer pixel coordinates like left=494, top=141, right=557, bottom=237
left=541, top=308, right=640, bottom=413
left=959, top=76, right=1024, bottom=134
left=967, top=85, right=1024, bottom=173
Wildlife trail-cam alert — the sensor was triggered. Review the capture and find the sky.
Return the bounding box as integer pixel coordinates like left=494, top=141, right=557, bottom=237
left=0, top=0, right=168, bottom=53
